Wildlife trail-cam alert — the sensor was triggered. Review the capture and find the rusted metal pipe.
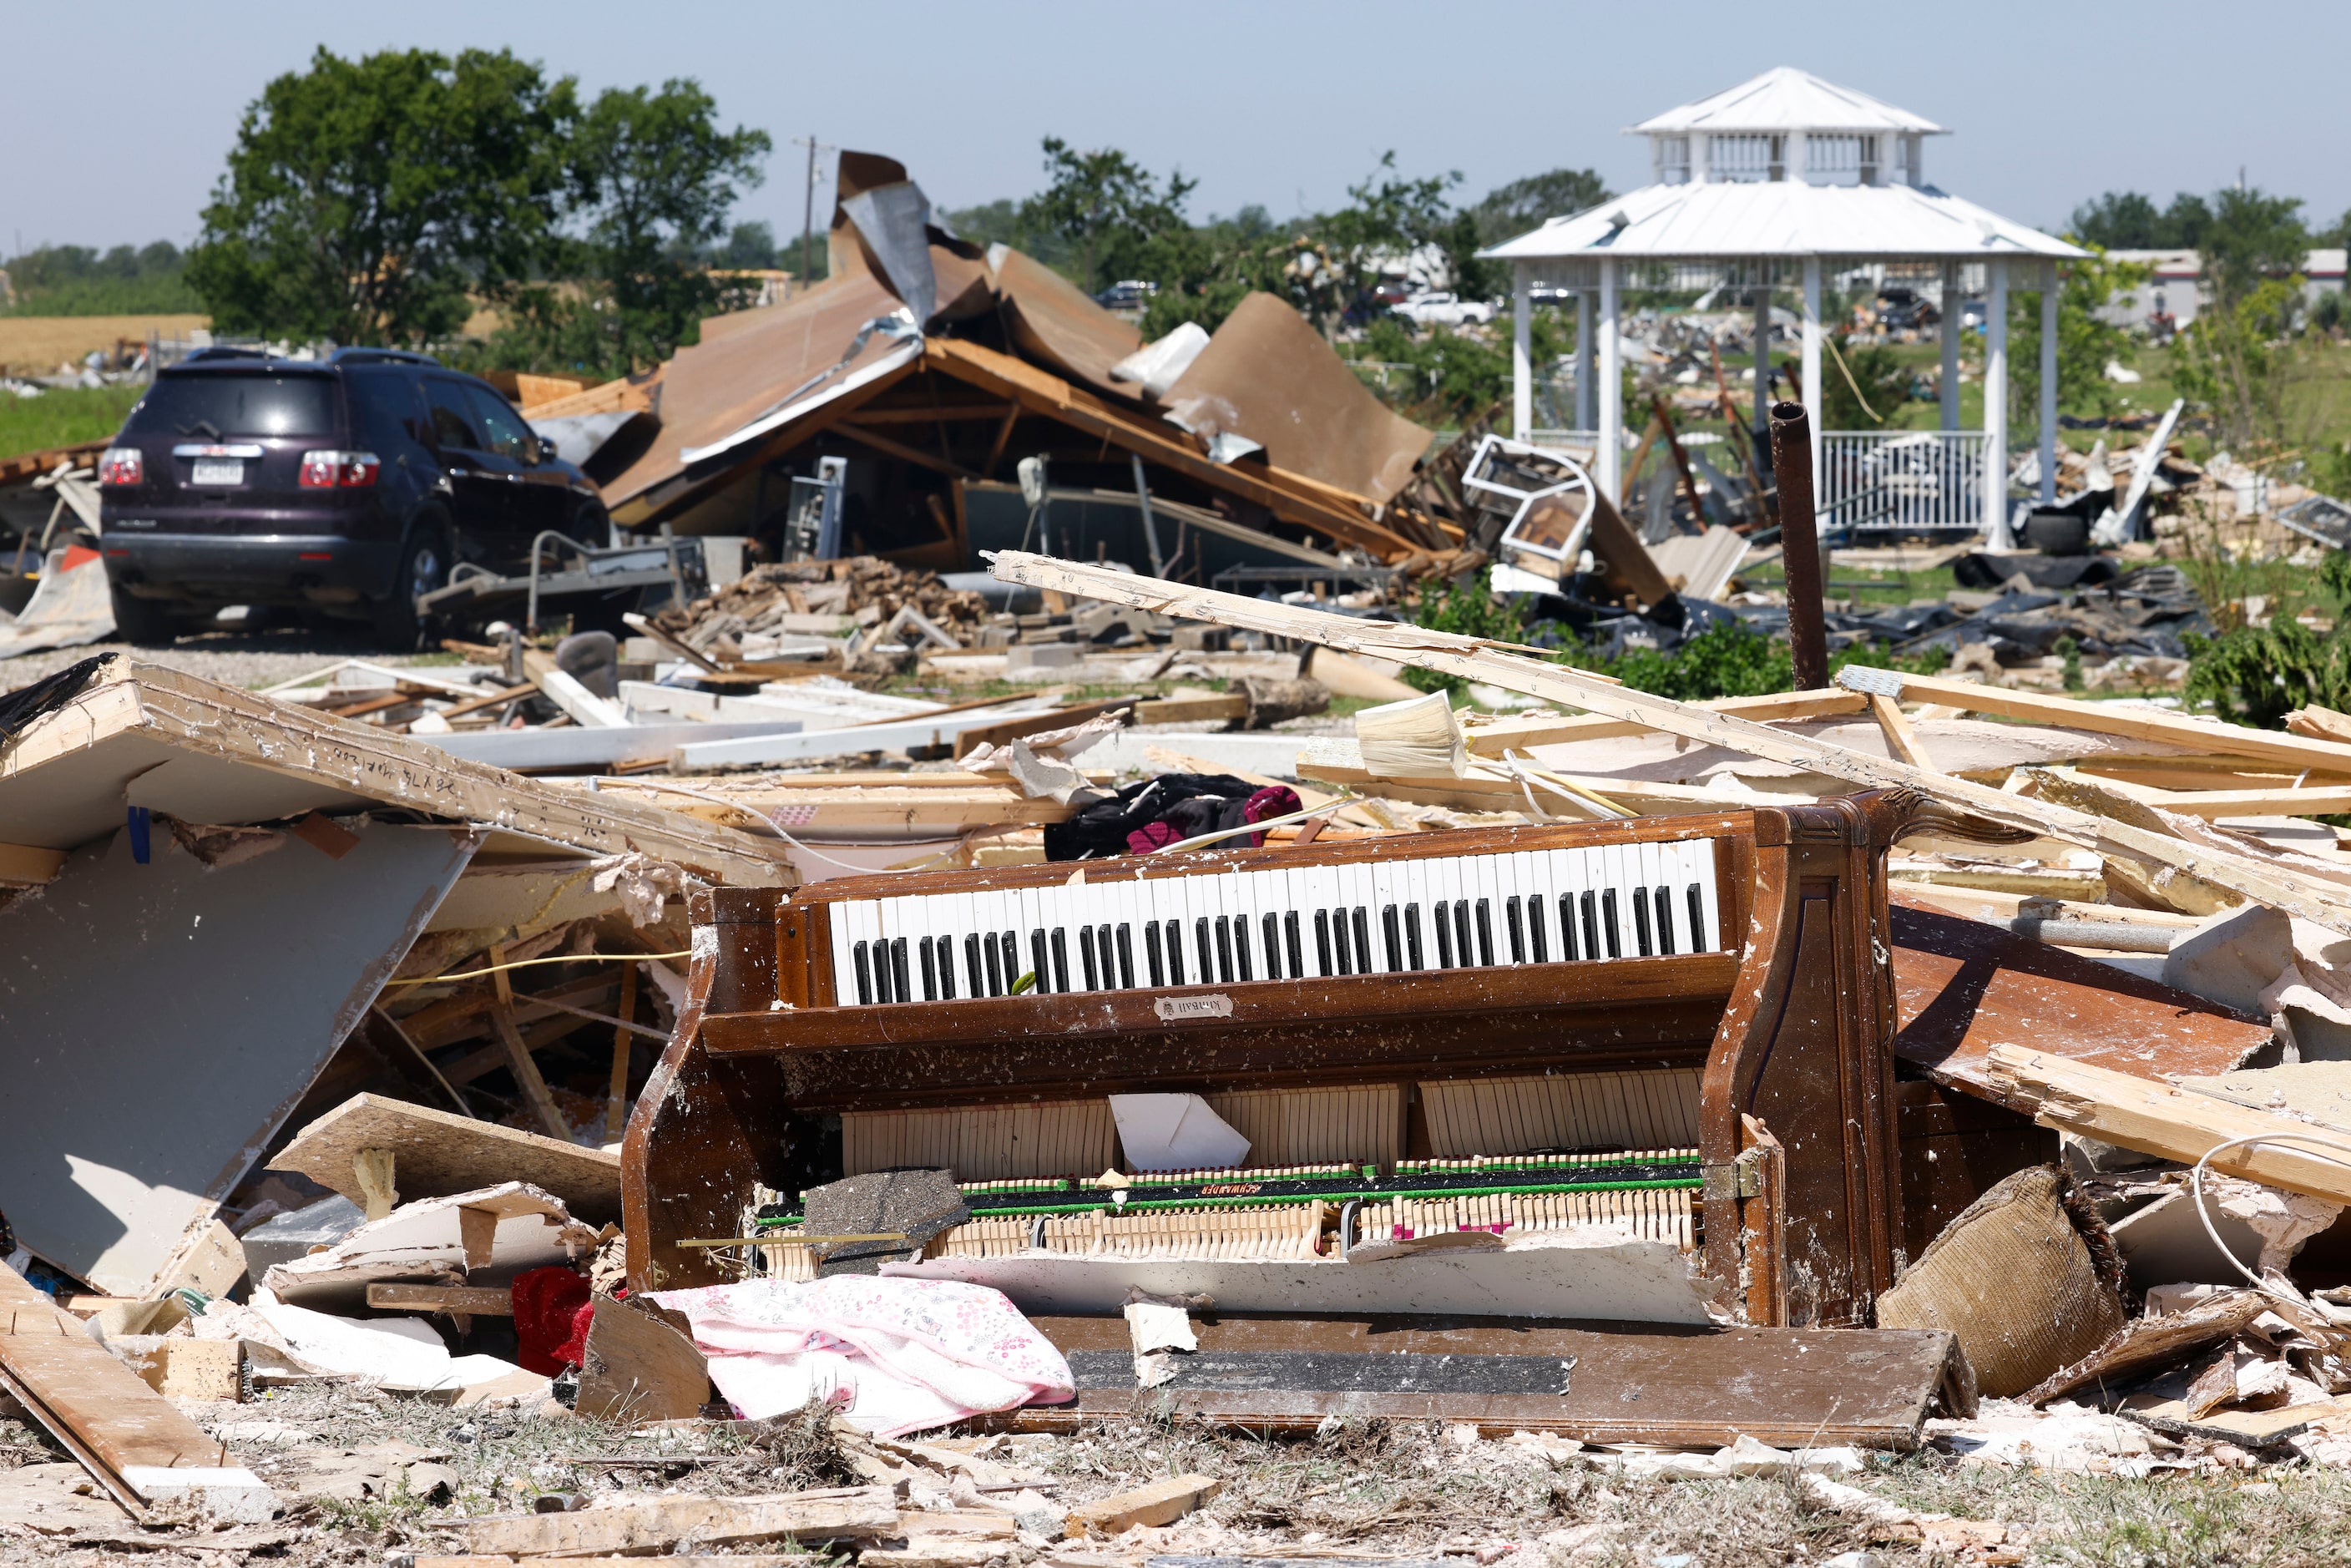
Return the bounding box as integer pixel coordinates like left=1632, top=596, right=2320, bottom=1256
left=1768, top=400, right=1828, bottom=690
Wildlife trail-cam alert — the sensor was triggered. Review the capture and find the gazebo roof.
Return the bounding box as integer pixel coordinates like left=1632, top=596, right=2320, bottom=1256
left=1631, top=67, right=1946, bottom=137
left=1480, top=171, right=2087, bottom=264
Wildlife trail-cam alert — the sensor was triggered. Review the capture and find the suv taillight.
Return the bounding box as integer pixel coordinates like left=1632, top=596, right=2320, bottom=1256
left=298, top=450, right=380, bottom=488
left=99, top=448, right=144, bottom=487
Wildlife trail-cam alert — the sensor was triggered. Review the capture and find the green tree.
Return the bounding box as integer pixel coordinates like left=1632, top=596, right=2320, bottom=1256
left=497, top=80, right=769, bottom=375
left=3, top=241, right=200, bottom=316
left=1473, top=169, right=1612, bottom=245
left=2158, top=193, right=2215, bottom=249
left=2200, top=186, right=2308, bottom=309
left=2172, top=276, right=2303, bottom=450
left=2010, top=247, right=2152, bottom=431
left=1019, top=138, right=1195, bottom=296
left=1291, top=154, right=1469, bottom=337
left=719, top=220, right=776, bottom=270
left=2069, top=190, right=2162, bottom=250
left=187, top=47, right=572, bottom=346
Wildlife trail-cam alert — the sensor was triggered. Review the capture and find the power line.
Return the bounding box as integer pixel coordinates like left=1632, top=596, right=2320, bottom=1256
left=791, top=136, right=837, bottom=292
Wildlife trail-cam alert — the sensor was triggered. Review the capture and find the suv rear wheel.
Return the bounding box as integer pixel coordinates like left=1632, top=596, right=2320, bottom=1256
left=372, top=516, right=452, bottom=650
left=109, top=584, right=179, bottom=647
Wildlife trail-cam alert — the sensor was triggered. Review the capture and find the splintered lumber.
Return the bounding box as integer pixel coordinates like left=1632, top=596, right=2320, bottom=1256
left=0, top=1262, right=270, bottom=1517
left=0, top=659, right=789, bottom=884
left=1986, top=1046, right=2351, bottom=1206
left=367, top=1283, right=516, bottom=1315
left=2139, top=785, right=2351, bottom=819
left=444, top=1487, right=902, bottom=1555
left=983, top=551, right=2351, bottom=937
left=1460, top=688, right=1866, bottom=755
left=270, top=1094, right=621, bottom=1224
left=1067, top=1475, right=1223, bottom=1538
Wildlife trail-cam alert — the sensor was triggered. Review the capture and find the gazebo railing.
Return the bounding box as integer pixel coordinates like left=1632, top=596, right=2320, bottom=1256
left=1818, top=429, right=1987, bottom=536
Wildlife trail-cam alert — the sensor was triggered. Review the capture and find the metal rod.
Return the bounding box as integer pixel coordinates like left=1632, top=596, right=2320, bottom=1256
left=1769, top=400, right=1828, bottom=690
left=678, top=1232, right=908, bottom=1248
left=1130, top=453, right=1165, bottom=577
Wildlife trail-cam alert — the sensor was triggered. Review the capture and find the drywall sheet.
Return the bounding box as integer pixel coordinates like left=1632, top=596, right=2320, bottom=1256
left=0, top=820, right=473, bottom=1296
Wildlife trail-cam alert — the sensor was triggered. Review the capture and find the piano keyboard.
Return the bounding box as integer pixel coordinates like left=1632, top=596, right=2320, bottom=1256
left=828, top=837, right=1723, bottom=1004
left=748, top=1149, right=1703, bottom=1277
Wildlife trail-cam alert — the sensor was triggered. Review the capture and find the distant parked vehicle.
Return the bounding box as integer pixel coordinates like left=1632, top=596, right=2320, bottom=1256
left=1095, top=280, right=1157, bottom=312
left=96, top=346, right=608, bottom=648
left=1390, top=291, right=1496, bottom=327
left=1874, top=285, right=1939, bottom=331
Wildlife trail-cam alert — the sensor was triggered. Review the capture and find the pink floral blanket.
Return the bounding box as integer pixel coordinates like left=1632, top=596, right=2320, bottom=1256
left=651, top=1276, right=1074, bottom=1437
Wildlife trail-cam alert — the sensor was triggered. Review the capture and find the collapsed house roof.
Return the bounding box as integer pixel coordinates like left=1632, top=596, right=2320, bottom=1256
left=589, top=150, right=1457, bottom=564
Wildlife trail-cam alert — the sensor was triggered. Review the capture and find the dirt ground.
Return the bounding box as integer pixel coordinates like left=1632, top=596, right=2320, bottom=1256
left=7, top=1388, right=2350, bottom=1567
left=0, top=316, right=208, bottom=377
left=0, top=629, right=442, bottom=694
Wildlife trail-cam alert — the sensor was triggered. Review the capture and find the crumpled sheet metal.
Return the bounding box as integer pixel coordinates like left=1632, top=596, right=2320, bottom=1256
left=1161, top=291, right=1435, bottom=505
left=990, top=245, right=1143, bottom=399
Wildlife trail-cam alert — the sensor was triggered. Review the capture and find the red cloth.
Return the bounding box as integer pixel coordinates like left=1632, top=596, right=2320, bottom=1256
left=1125, top=820, right=1182, bottom=855
left=1241, top=785, right=1301, bottom=848
left=510, top=1267, right=592, bottom=1375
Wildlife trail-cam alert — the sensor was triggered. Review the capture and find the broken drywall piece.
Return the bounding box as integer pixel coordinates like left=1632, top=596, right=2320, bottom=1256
left=260, top=1182, right=599, bottom=1311
left=2109, top=1190, right=2269, bottom=1292
left=236, top=1298, right=532, bottom=1395
left=1107, top=1094, right=1250, bottom=1173
left=2163, top=903, right=2293, bottom=1016
left=1110, top=321, right=1211, bottom=400
left=1124, top=1300, right=1196, bottom=1390
left=2207, top=1175, right=2343, bottom=1279
left=1354, top=690, right=1468, bottom=780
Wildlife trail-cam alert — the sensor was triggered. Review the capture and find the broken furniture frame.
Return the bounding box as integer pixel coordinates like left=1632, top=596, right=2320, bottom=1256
left=417, top=529, right=706, bottom=632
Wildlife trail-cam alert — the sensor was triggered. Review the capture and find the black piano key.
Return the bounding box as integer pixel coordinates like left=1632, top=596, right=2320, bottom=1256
left=1230, top=916, right=1251, bottom=982
left=1049, top=928, right=1070, bottom=993
left=1688, top=883, right=1708, bottom=952
left=1454, top=901, right=1474, bottom=969
left=999, top=933, right=1019, bottom=994
left=1030, top=929, right=1050, bottom=993
left=853, top=940, right=874, bottom=1004
left=965, top=933, right=985, bottom=997
left=1330, top=908, right=1351, bottom=975
left=1382, top=903, right=1403, bottom=972
left=1167, top=920, right=1186, bottom=985
left=1261, top=912, right=1282, bottom=979
left=1079, top=927, right=1100, bottom=990
left=1580, top=891, right=1600, bottom=960
left=982, top=934, right=1001, bottom=996
left=1212, top=917, right=1233, bottom=983
left=1404, top=903, right=1425, bottom=969
left=1434, top=900, right=1455, bottom=967
left=891, top=938, right=912, bottom=1003
left=919, top=938, right=938, bottom=1001
left=1352, top=907, right=1373, bottom=973
left=1285, top=910, right=1304, bottom=977
left=1145, top=921, right=1165, bottom=986
left=872, top=938, right=893, bottom=1004
left=1600, top=888, right=1622, bottom=959
left=1315, top=909, right=1333, bottom=975
left=1194, top=918, right=1212, bottom=983
left=1528, top=897, right=1549, bottom=963
left=1506, top=896, right=1526, bottom=964
left=1558, top=893, right=1577, bottom=961
left=938, top=937, right=956, bottom=999
left=1654, top=887, right=1676, bottom=956
left=1632, top=886, right=1654, bottom=957
left=1474, top=898, right=1494, bottom=966
left=1116, top=923, right=1135, bottom=988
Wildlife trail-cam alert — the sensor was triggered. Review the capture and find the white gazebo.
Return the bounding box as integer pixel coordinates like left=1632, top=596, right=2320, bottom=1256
left=1483, top=68, right=2089, bottom=539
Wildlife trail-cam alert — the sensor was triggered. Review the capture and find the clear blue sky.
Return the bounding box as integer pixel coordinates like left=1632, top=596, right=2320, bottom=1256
left=9, top=0, right=2347, bottom=256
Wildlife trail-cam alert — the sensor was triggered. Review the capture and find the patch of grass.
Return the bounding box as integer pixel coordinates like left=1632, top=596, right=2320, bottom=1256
left=0, top=382, right=142, bottom=461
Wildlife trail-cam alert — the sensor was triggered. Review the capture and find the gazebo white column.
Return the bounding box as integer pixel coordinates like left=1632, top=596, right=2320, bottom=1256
left=1800, top=256, right=1823, bottom=480
left=1596, top=257, right=1622, bottom=499
left=1511, top=261, right=1533, bottom=438
left=1575, top=291, right=1595, bottom=431
left=1939, top=260, right=1961, bottom=432
left=1982, top=258, right=2010, bottom=544
left=1752, top=275, right=1769, bottom=437
left=2038, top=269, right=2058, bottom=506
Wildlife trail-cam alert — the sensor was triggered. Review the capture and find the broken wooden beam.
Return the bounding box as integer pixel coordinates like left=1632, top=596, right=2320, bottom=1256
left=982, top=551, right=2351, bottom=937
left=366, top=1283, right=516, bottom=1315
left=268, top=1094, right=621, bottom=1224
left=441, top=1487, right=902, bottom=1555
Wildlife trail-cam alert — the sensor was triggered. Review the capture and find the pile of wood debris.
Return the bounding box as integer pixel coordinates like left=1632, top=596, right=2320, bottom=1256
left=651, top=555, right=993, bottom=662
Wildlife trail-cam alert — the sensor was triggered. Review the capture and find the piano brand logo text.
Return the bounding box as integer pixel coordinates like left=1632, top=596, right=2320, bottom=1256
left=1154, top=994, right=1235, bottom=1020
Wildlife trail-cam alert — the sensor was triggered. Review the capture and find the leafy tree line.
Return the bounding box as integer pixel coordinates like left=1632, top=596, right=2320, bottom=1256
left=186, top=46, right=768, bottom=378
left=2, top=242, right=204, bottom=316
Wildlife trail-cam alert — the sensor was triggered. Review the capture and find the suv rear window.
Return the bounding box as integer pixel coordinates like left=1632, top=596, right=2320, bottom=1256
left=127, top=373, right=338, bottom=438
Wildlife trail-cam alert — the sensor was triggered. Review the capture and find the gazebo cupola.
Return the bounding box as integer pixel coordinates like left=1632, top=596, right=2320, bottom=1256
left=1635, top=66, right=1944, bottom=190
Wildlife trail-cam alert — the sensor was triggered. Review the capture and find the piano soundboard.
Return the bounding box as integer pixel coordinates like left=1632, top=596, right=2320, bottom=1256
left=830, top=837, right=1723, bottom=1006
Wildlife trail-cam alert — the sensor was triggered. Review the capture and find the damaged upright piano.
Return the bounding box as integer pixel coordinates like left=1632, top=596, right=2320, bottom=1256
left=624, top=787, right=2016, bottom=1444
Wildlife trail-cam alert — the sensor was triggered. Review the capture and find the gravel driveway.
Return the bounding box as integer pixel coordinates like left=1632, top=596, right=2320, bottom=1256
left=0, top=630, right=439, bottom=694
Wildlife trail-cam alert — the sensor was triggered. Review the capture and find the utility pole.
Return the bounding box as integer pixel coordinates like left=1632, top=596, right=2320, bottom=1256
left=791, top=136, right=836, bottom=296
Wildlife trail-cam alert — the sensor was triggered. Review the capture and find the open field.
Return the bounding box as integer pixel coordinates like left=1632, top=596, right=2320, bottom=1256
left=0, top=313, right=206, bottom=377
left=0, top=383, right=142, bottom=460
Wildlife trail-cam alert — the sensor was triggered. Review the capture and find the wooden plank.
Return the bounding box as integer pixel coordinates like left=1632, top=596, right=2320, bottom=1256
left=367, top=1283, right=515, bottom=1315
left=1874, top=669, right=2351, bottom=776
left=446, top=1489, right=903, bottom=1555
left=269, top=1094, right=620, bottom=1224
left=927, top=340, right=1417, bottom=559
left=606, top=961, right=639, bottom=1143
left=490, top=943, right=574, bottom=1142
left=951, top=698, right=1134, bottom=760
left=1986, top=1046, right=2351, bottom=1205
left=1867, top=693, right=1937, bottom=771
left=1009, top=1313, right=1964, bottom=1449
left=0, top=1262, right=240, bottom=1511
left=1461, top=690, right=1866, bottom=755
left=0, top=841, right=68, bottom=886
left=833, top=422, right=982, bottom=482
left=983, top=552, right=2351, bottom=937
left=2136, top=786, right=2351, bottom=818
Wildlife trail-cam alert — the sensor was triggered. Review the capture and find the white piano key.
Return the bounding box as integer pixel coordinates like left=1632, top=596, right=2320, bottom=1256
left=1691, top=836, right=1722, bottom=952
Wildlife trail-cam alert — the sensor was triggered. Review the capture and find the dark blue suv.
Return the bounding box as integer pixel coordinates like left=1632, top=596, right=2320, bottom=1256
left=97, top=347, right=608, bottom=646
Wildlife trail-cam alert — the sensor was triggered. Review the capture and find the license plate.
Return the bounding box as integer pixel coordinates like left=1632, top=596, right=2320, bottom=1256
left=191, top=460, right=244, bottom=486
